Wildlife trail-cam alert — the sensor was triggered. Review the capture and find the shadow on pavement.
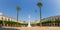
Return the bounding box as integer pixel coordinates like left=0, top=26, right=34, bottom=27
left=0, top=27, right=20, bottom=30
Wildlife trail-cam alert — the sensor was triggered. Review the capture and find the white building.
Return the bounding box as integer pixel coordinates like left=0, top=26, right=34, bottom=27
left=0, top=12, right=21, bottom=23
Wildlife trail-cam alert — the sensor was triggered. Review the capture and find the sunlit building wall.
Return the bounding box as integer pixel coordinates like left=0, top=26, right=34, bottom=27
left=0, top=12, right=20, bottom=23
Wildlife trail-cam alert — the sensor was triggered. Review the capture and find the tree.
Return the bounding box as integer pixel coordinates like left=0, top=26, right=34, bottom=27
left=16, top=6, right=20, bottom=26
left=37, top=2, right=42, bottom=26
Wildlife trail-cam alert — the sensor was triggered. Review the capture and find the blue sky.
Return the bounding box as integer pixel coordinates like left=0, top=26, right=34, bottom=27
left=0, top=0, right=60, bottom=22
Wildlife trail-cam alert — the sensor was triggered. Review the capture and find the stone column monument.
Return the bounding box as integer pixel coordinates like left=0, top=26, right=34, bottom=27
left=27, top=14, right=31, bottom=27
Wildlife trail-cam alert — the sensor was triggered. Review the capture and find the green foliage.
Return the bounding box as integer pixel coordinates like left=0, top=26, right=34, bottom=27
left=55, top=20, right=60, bottom=23
left=37, top=2, right=42, bottom=7
left=0, top=20, right=28, bottom=27
left=31, top=24, right=36, bottom=26
left=0, top=20, right=3, bottom=24
left=36, top=23, right=40, bottom=26
left=16, top=6, right=20, bottom=10
left=36, top=20, right=60, bottom=26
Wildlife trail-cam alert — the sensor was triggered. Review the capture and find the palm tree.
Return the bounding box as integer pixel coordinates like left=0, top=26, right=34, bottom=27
left=37, top=2, right=42, bottom=26
left=2, top=17, right=4, bottom=26
left=16, top=6, right=20, bottom=27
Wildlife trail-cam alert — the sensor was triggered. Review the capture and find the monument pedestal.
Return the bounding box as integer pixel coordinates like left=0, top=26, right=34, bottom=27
left=27, top=21, right=31, bottom=27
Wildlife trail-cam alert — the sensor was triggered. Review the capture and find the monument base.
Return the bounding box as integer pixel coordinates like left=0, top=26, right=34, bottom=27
left=27, top=25, right=31, bottom=27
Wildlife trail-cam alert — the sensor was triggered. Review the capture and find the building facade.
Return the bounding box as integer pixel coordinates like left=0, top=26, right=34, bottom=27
left=0, top=12, right=20, bottom=22
left=42, top=15, right=60, bottom=26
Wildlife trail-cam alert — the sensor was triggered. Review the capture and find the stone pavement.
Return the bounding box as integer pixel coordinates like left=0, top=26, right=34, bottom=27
left=0, top=27, right=19, bottom=30
left=18, top=27, right=60, bottom=30
left=0, top=27, right=60, bottom=30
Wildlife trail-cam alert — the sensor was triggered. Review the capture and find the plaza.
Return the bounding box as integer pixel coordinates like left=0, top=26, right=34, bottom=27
left=0, top=0, right=60, bottom=30
left=0, top=12, right=60, bottom=30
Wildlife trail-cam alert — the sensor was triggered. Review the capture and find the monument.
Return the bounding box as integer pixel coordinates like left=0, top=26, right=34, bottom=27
left=27, top=14, right=31, bottom=27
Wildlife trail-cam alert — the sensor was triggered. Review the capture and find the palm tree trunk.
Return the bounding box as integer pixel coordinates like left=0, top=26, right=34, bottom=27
left=17, top=10, right=19, bottom=27
left=40, top=7, right=42, bottom=26
left=54, top=19, right=55, bottom=26
left=2, top=17, right=5, bottom=26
